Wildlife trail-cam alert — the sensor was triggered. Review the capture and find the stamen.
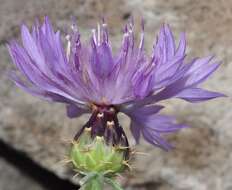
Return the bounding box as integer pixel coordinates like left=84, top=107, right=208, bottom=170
left=96, top=136, right=104, bottom=141
left=71, top=23, right=78, bottom=32
left=102, top=23, right=108, bottom=42
left=65, top=35, right=71, bottom=59
left=84, top=127, right=92, bottom=132
left=92, top=29, right=97, bottom=45
left=122, top=33, right=130, bottom=52
left=106, top=120, right=115, bottom=127
left=97, top=23, right=101, bottom=45
left=109, top=107, right=115, bottom=114
left=97, top=112, right=104, bottom=118
left=139, top=32, right=144, bottom=50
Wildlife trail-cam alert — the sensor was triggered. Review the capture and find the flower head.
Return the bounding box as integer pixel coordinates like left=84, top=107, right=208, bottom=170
left=8, top=16, right=224, bottom=150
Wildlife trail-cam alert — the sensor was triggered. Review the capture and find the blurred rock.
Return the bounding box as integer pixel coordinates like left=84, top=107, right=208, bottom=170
left=0, top=0, right=232, bottom=190
left=0, top=158, right=44, bottom=190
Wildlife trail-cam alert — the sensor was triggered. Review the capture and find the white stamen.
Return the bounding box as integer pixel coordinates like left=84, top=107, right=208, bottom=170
left=97, top=23, right=101, bottom=45
left=107, top=121, right=115, bottom=127
left=71, top=23, right=78, bottom=32
left=139, top=33, right=144, bottom=50
left=92, top=29, right=97, bottom=44
left=124, top=33, right=129, bottom=38
left=65, top=35, right=71, bottom=60
left=97, top=112, right=104, bottom=118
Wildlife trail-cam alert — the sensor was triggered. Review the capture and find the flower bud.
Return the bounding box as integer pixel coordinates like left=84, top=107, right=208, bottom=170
left=70, top=105, right=130, bottom=177
left=70, top=128, right=127, bottom=176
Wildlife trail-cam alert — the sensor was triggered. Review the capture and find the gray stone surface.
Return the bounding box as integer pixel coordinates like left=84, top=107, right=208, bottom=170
left=0, top=0, right=232, bottom=189
left=0, top=158, right=44, bottom=190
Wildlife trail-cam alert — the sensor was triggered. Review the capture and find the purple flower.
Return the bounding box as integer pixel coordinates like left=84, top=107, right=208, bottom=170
left=8, top=16, right=224, bottom=150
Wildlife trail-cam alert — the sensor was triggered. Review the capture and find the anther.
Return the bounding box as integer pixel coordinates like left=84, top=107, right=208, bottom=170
left=107, top=120, right=115, bottom=127
left=97, top=112, right=104, bottom=118
left=109, top=107, right=115, bottom=114
left=84, top=127, right=92, bottom=132
left=96, top=136, right=104, bottom=141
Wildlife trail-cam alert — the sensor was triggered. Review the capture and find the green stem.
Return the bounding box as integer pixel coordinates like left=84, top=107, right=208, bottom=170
left=80, top=173, right=124, bottom=190
left=80, top=174, right=103, bottom=190
left=83, top=177, right=103, bottom=190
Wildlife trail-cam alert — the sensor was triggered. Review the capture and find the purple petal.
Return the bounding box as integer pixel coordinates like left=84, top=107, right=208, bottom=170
left=175, top=88, right=226, bottom=102
left=164, top=24, right=175, bottom=59
left=21, top=24, right=46, bottom=72
left=133, top=74, right=153, bottom=98
left=185, top=56, right=221, bottom=86
left=132, top=112, right=187, bottom=150
left=98, top=43, right=114, bottom=76
left=141, top=114, right=188, bottom=133
left=176, top=32, right=186, bottom=57
left=142, top=127, right=173, bottom=150
left=8, top=17, right=224, bottom=116
left=66, top=104, right=88, bottom=118
left=122, top=104, right=164, bottom=116
left=125, top=103, right=186, bottom=150
left=9, top=71, right=72, bottom=103
left=130, top=121, right=141, bottom=144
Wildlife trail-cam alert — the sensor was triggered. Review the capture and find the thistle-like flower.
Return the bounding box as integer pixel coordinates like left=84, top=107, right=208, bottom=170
left=8, top=16, right=224, bottom=189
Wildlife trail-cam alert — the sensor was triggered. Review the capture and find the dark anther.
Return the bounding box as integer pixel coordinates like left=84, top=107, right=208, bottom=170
left=73, top=105, right=130, bottom=159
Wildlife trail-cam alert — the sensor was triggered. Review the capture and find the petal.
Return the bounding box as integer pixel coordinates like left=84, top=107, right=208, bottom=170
left=164, top=24, right=175, bottom=59
left=175, top=88, right=226, bottom=102
left=130, top=112, right=187, bottom=150
left=185, top=56, right=221, bottom=86
left=9, top=71, right=72, bottom=103
left=176, top=32, right=186, bottom=57
left=142, top=114, right=188, bottom=133
left=98, top=43, right=114, bottom=77
left=142, top=127, right=173, bottom=150
left=21, top=24, right=46, bottom=72
left=66, top=104, right=88, bottom=118
left=125, top=104, right=186, bottom=150
left=121, top=104, right=164, bottom=116
left=8, top=18, right=88, bottom=106
left=129, top=121, right=141, bottom=144
left=133, top=74, right=153, bottom=98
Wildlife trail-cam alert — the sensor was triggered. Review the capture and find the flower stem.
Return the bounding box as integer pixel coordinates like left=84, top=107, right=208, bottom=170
left=83, top=178, right=103, bottom=190
left=80, top=173, right=103, bottom=190
left=80, top=173, right=124, bottom=190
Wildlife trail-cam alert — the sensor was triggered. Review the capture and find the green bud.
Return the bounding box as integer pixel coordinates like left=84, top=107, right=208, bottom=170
left=70, top=128, right=127, bottom=176
left=69, top=105, right=131, bottom=190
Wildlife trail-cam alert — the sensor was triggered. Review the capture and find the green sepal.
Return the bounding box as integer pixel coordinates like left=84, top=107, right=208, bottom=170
left=85, top=153, right=97, bottom=169
left=70, top=130, right=127, bottom=175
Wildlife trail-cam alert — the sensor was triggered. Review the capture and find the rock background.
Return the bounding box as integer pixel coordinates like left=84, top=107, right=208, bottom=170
left=0, top=158, right=43, bottom=190
left=0, top=0, right=232, bottom=189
